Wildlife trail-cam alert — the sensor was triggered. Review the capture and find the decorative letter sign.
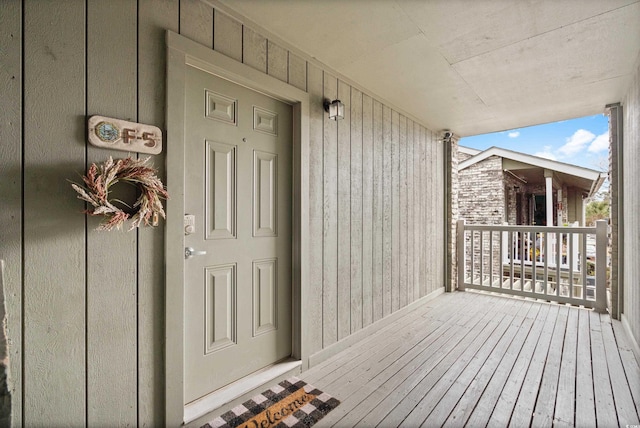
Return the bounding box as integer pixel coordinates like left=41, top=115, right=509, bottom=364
left=88, top=115, right=162, bottom=155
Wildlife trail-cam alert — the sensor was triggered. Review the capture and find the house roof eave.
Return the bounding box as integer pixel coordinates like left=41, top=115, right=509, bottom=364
left=459, top=146, right=602, bottom=181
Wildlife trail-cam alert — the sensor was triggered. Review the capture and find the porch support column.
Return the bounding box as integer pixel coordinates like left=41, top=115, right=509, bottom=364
left=544, top=169, right=554, bottom=226
left=445, top=132, right=460, bottom=292
left=606, top=102, right=623, bottom=319
left=557, top=187, right=563, bottom=226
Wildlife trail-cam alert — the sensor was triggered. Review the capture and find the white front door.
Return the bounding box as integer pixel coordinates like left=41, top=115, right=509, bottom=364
left=183, top=65, right=292, bottom=404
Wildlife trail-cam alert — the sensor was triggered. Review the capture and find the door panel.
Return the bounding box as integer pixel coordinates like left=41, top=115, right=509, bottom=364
left=184, top=65, right=292, bottom=403
left=253, top=151, right=278, bottom=237
left=205, top=141, right=236, bottom=239
left=253, top=258, right=278, bottom=336
left=205, top=264, right=236, bottom=354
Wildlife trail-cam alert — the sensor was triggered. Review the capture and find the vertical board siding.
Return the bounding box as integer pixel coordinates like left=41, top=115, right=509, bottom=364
left=436, top=134, right=446, bottom=293
left=180, top=0, right=213, bottom=48
left=350, top=88, right=363, bottom=333
left=399, top=115, right=407, bottom=308
left=337, top=81, right=351, bottom=340
left=306, top=63, right=324, bottom=354
left=426, top=130, right=435, bottom=294
left=372, top=101, right=384, bottom=323
left=361, top=94, right=374, bottom=328
left=412, top=124, right=421, bottom=300
left=213, top=9, right=242, bottom=62
left=242, top=26, right=267, bottom=73
left=267, top=41, right=288, bottom=83
left=323, top=73, right=339, bottom=347
left=23, top=1, right=86, bottom=425
left=288, top=52, right=307, bottom=92
left=420, top=127, right=428, bottom=297
left=86, top=0, right=138, bottom=425
left=623, top=63, right=640, bottom=347
left=382, top=106, right=393, bottom=317
left=0, top=0, right=22, bottom=425
left=9, top=0, right=447, bottom=423
left=407, top=121, right=418, bottom=302
left=391, top=111, right=400, bottom=312
left=138, top=1, right=178, bottom=425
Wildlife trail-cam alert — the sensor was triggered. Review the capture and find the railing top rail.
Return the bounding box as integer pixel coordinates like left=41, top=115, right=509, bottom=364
left=463, top=224, right=596, bottom=233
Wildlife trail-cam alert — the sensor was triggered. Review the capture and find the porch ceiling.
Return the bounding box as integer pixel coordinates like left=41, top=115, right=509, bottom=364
left=216, top=0, right=640, bottom=137
left=507, top=167, right=594, bottom=194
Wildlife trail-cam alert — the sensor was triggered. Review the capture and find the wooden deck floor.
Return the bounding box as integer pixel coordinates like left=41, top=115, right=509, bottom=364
left=300, top=291, right=640, bottom=427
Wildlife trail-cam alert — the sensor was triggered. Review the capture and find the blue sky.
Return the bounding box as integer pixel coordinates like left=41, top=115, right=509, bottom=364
left=459, top=114, right=609, bottom=171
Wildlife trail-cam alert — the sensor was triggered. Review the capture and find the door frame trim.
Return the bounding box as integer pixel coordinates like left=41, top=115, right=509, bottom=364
left=165, top=31, right=310, bottom=426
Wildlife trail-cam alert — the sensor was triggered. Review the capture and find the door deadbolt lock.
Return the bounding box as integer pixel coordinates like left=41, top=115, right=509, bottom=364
left=184, top=214, right=196, bottom=235
left=185, top=247, right=207, bottom=259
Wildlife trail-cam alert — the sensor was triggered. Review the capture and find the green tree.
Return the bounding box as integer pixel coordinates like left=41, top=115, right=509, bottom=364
left=586, top=199, right=609, bottom=226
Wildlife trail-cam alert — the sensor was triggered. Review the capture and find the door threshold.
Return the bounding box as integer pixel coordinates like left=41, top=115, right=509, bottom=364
left=183, top=359, right=302, bottom=424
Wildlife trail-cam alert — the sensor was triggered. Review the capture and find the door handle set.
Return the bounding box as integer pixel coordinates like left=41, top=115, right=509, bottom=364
left=185, top=247, right=207, bottom=259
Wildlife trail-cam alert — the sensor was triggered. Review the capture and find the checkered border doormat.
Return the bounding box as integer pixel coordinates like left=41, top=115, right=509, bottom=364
left=201, top=377, right=340, bottom=428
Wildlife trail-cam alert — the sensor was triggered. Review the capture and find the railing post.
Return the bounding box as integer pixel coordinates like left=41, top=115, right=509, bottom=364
left=595, top=220, right=608, bottom=313
left=502, top=223, right=508, bottom=264
left=457, top=219, right=466, bottom=291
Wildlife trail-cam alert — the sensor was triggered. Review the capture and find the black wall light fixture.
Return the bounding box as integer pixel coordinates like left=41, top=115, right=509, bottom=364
left=324, top=99, right=345, bottom=120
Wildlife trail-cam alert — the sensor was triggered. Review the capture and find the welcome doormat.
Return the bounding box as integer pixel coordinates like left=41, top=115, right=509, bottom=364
left=201, top=377, right=340, bottom=428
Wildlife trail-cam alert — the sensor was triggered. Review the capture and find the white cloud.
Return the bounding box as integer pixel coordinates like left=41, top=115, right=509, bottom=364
left=508, top=131, right=520, bottom=138
left=588, top=132, right=609, bottom=153
left=557, top=129, right=595, bottom=156
left=535, top=145, right=557, bottom=160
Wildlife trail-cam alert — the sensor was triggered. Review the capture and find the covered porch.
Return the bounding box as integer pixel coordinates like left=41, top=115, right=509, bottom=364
left=192, top=291, right=640, bottom=427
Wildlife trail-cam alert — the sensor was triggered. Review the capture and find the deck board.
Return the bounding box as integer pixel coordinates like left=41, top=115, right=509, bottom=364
left=553, top=304, right=578, bottom=427
left=599, top=313, right=640, bottom=425
left=297, top=291, right=640, bottom=428
left=461, top=303, right=541, bottom=428
left=487, top=303, right=553, bottom=427
left=531, top=305, right=568, bottom=427
left=590, top=311, right=619, bottom=426
left=575, top=309, right=596, bottom=427
left=612, top=320, right=640, bottom=415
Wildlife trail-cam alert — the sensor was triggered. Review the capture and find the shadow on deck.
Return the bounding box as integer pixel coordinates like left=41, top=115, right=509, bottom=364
left=300, top=291, right=640, bottom=427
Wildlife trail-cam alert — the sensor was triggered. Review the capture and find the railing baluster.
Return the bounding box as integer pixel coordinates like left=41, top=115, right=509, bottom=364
left=582, top=234, right=587, bottom=300
left=519, top=232, right=525, bottom=292
left=555, top=231, right=561, bottom=297
left=489, top=231, right=494, bottom=287
left=544, top=231, right=549, bottom=298
left=470, top=230, right=475, bottom=285
left=509, top=230, right=514, bottom=291
left=500, top=229, right=505, bottom=289
left=532, top=232, right=537, bottom=293
left=480, top=231, right=484, bottom=287
left=457, top=219, right=465, bottom=291
left=457, top=221, right=600, bottom=308
left=568, top=230, right=574, bottom=299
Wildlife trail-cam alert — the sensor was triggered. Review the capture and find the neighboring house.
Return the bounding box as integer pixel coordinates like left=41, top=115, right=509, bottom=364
left=458, top=146, right=606, bottom=227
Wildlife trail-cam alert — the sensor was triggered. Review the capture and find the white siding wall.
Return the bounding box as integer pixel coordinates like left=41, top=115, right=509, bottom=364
left=622, top=60, right=640, bottom=351
left=0, top=0, right=447, bottom=425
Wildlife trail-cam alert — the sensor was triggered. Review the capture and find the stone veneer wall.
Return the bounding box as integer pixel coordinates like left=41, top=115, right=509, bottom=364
left=504, top=173, right=523, bottom=225
left=458, top=155, right=505, bottom=225
left=458, top=155, right=505, bottom=282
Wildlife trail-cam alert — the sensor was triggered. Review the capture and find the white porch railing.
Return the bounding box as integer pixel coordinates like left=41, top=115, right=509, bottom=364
left=456, top=219, right=608, bottom=312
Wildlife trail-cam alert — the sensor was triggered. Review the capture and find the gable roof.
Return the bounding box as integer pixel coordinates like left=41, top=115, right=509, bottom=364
left=459, top=146, right=602, bottom=179
left=458, top=146, right=606, bottom=198
left=458, top=146, right=482, bottom=157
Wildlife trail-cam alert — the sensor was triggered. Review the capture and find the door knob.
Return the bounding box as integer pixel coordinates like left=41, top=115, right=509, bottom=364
left=185, top=247, right=207, bottom=259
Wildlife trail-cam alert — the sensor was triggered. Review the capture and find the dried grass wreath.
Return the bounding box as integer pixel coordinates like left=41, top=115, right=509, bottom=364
left=71, top=156, right=169, bottom=231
